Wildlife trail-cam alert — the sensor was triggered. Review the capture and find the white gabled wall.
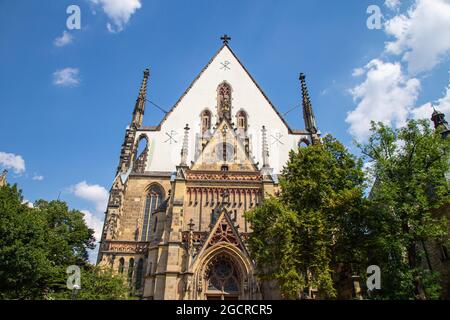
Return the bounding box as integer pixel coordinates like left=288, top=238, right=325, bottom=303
left=137, top=46, right=310, bottom=174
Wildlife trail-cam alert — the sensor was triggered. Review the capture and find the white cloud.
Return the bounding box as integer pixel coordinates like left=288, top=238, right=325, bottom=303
left=22, top=199, right=34, bottom=208
left=81, top=209, right=104, bottom=263
left=352, top=67, right=365, bottom=77
left=384, top=0, right=450, bottom=74
left=81, top=209, right=104, bottom=242
left=346, top=59, right=421, bottom=141
left=385, top=0, right=401, bottom=10
left=89, top=0, right=142, bottom=33
left=69, top=181, right=108, bottom=263
left=71, top=181, right=109, bottom=213
left=32, top=174, right=44, bottom=181
left=54, top=30, right=73, bottom=47
left=52, top=68, right=80, bottom=87
left=0, top=151, right=26, bottom=174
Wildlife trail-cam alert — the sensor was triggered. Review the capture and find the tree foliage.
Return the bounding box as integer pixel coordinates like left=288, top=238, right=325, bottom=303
left=248, top=121, right=449, bottom=300
left=247, top=135, right=369, bottom=299
left=0, top=183, right=130, bottom=300
left=360, top=120, right=449, bottom=299
left=49, top=265, right=130, bottom=300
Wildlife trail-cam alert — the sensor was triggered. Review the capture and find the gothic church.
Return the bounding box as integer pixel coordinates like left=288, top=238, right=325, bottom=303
left=97, top=36, right=320, bottom=300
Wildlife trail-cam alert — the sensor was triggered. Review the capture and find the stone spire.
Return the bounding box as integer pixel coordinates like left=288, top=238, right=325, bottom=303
left=299, top=73, right=319, bottom=143
left=180, top=124, right=190, bottom=166
left=131, top=68, right=150, bottom=128
left=116, top=68, right=149, bottom=174
left=261, top=126, right=269, bottom=168
left=431, top=106, right=450, bottom=139
left=260, top=126, right=273, bottom=179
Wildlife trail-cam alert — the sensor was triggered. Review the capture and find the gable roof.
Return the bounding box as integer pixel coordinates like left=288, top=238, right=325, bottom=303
left=150, top=44, right=299, bottom=133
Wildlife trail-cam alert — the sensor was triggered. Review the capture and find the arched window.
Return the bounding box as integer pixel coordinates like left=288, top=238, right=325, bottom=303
left=201, top=110, right=212, bottom=132
left=128, top=258, right=135, bottom=285
left=298, top=138, right=310, bottom=148
left=118, top=258, right=125, bottom=274
left=134, top=135, right=148, bottom=173
left=135, top=259, right=144, bottom=290
left=141, top=185, right=164, bottom=241
left=205, top=254, right=241, bottom=300
left=236, top=111, right=247, bottom=131
left=217, top=82, right=232, bottom=120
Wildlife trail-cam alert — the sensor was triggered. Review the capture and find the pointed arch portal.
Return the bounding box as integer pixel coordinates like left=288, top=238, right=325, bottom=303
left=204, top=253, right=241, bottom=300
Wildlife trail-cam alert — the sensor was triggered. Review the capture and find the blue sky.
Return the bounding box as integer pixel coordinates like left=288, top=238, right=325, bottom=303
left=1, top=0, right=449, bottom=259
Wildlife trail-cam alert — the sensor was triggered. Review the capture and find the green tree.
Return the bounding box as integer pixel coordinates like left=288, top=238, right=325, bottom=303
left=360, top=120, right=449, bottom=299
left=0, top=183, right=130, bottom=300
left=246, top=135, right=369, bottom=299
left=0, top=184, right=53, bottom=299
left=49, top=265, right=130, bottom=300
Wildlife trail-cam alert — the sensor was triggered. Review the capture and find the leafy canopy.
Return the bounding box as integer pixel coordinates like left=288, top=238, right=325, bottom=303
left=0, top=183, right=130, bottom=300
left=359, top=120, right=449, bottom=299
left=247, top=135, right=368, bottom=299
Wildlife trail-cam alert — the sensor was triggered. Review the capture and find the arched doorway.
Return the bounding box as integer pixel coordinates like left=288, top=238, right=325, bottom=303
left=204, top=253, right=241, bottom=300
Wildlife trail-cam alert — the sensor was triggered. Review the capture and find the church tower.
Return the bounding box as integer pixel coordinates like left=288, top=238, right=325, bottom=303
left=431, top=107, right=450, bottom=139
left=97, top=36, right=320, bottom=300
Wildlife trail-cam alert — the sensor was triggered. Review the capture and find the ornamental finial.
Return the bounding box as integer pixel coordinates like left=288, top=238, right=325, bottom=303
left=299, top=72, right=317, bottom=135
left=180, top=124, right=190, bottom=166
left=220, top=34, right=231, bottom=44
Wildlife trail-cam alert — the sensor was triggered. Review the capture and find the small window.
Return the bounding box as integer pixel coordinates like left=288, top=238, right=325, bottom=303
left=218, top=82, right=232, bottom=120
left=298, top=138, right=310, bottom=148
left=441, top=245, right=449, bottom=261
left=221, top=165, right=229, bottom=172
left=236, top=111, right=247, bottom=130
left=142, top=185, right=164, bottom=241
left=134, top=135, right=149, bottom=173
left=201, top=110, right=212, bottom=132
left=128, top=258, right=135, bottom=284
left=118, top=258, right=125, bottom=274
left=135, top=259, right=144, bottom=290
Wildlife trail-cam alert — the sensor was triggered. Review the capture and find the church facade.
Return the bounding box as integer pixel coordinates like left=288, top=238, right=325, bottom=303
left=97, top=37, right=320, bottom=300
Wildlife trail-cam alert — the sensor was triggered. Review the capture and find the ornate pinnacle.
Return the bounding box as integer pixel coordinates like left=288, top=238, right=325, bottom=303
left=180, top=124, right=190, bottom=166
left=261, top=126, right=269, bottom=168
left=132, top=68, right=150, bottom=128
left=299, top=73, right=317, bottom=135
left=139, top=68, right=150, bottom=99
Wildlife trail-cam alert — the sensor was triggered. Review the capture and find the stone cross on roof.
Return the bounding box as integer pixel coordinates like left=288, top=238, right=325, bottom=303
left=221, top=34, right=231, bottom=44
